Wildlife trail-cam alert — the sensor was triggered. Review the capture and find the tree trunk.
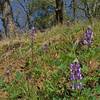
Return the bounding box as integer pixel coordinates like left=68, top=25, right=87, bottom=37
left=0, top=0, right=14, bottom=37
left=55, top=0, right=63, bottom=24
left=1, top=17, right=8, bottom=37
left=27, top=14, right=32, bottom=29
left=0, top=1, right=8, bottom=37
left=7, top=0, right=14, bottom=21
left=16, top=0, right=32, bottom=29
left=72, top=0, right=77, bottom=21
left=83, top=0, right=93, bottom=24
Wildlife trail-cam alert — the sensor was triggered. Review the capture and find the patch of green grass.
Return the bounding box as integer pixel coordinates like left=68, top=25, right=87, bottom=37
left=0, top=21, right=100, bottom=99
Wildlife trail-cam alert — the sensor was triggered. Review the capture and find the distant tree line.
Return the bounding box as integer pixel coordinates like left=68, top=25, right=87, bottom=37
left=0, top=0, right=100, bottom=38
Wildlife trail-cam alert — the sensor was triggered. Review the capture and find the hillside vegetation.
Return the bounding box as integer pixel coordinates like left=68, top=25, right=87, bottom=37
left=0, top=21, right=100, bottom=99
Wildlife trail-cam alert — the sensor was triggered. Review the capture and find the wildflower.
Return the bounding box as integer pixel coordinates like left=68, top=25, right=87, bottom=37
left=30, top=26, right=36, bottom=66
left=30, top=26, right=36, bottom=40
left=70, top=58, right=82, bottom=89
left=5, top=67, right=12, bottom=76
left=4, top=66, right=12, bottom=82
left=83, top=26, right=94, bottom=46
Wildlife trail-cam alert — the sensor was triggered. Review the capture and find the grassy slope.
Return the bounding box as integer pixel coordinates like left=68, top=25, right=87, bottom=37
left=0, top=21, right=100, bottom=99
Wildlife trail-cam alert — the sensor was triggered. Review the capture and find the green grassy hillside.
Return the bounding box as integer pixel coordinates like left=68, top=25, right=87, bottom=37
left=0, top=21, right=100, bottom=99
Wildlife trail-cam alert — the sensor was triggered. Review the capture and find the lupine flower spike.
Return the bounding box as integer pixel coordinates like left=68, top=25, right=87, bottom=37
left=70, top=58, right=82, bottom=90
left=30, top=26, right=36, bottom=66
left=30, top=26, right=36, bottom=40
left=83, top=26, right=94, bottom=46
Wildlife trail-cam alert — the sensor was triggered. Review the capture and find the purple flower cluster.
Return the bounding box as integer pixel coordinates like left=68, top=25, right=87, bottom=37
left=83, top=26, right=93, bottom=46
left=70, top=59, right=82, bottom=89
left=70, top=61, right=82, bottom=80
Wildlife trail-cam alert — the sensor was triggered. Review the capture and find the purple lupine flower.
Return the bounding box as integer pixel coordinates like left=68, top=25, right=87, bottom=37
left=83, top=26, right=94, bottom=46
left=70, top=59, right=83, bottom=89
left=30, top=26, right=36, bottom=65
left=30, top=26, right=36, bottom=40
left=70, top=60, right=82, bottom=80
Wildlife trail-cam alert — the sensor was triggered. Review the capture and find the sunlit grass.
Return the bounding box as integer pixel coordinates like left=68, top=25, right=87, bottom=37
left=0, top=21, right=100, bottom=99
